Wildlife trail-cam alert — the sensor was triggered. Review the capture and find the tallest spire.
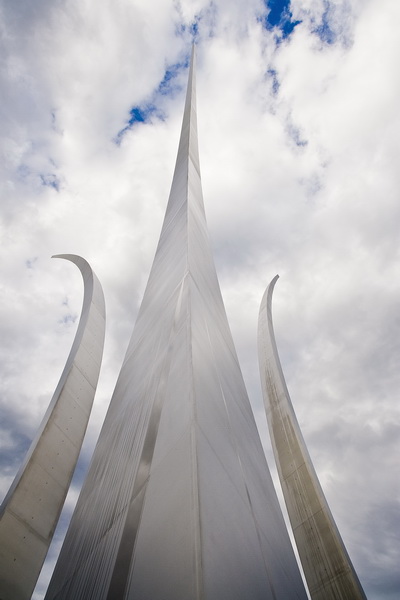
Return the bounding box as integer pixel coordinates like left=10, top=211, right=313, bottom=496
left=160, top=44, right=203, bottom=252
left=45, top=48, right=307, bottom=600
left=177, top=44, right=200, bottom=171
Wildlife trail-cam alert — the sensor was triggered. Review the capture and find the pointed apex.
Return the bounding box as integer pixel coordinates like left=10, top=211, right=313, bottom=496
left=190, top=42, right=196, bottom=64
left=184, top=43, right=197, bottom=115
left=188, top=44, right=196, bottom=89
left=165, top=41, right=201, bottom=218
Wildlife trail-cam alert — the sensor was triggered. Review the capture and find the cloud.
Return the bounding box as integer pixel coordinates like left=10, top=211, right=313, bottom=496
left=0, top=1, right=399, bottom=599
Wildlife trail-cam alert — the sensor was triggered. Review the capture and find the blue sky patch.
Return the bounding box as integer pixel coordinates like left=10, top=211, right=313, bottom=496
left=312, top=2, right=336, bottom=44
left=175, top=18, right=198, bottom=40
left=264, top=0, right=301, bottom=38
left=158, top=60, right=188, bottom=96
left=267, top=68, right=280, bottom=95
left=128, top=105, right=157, bottom=127
left=190, top=20, right=199, bottom=40
left=116, top=59, right=188, bottom=143
left=116, top=103, right=157, bottom=142
left=128, top=107, right=146, bottom=125
left=175, top=6, right=216, bottom=41
left=286, top=120, right=308, bottom=148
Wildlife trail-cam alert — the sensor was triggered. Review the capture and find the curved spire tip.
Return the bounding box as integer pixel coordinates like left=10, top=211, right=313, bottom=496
left=260, top=274, right=279, bottom=312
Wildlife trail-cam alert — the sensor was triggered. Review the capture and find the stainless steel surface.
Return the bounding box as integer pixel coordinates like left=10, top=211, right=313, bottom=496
left=258, top=275, right=367, bottom=600
left=45, top=47, right=307, bottom=600
left=0, top=255, right=106, bottom=600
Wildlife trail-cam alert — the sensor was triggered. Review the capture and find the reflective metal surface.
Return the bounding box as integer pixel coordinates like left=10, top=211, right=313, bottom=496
left=45, top=47, right=307, bottom=600
left=258, top=275, right=367, bottom=600
left=0, top=255, right=106, bottom=600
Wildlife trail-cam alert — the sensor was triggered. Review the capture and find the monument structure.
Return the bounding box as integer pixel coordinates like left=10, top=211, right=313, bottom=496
left=258, top=275, right=366, bottom=599
left=0, top=255, right=106, bottom=600
left=45, top=47, right=307, bottom=600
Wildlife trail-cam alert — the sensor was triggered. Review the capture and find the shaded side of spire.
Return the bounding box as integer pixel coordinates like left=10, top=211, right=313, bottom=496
left=258, top=276, right=367, bottom=600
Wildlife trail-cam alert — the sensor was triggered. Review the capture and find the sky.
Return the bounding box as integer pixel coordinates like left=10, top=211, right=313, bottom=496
left=0, top=0, right=399, bottom=598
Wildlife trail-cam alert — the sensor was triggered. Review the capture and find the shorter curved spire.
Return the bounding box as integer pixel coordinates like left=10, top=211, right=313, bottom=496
left=258, top=276, right=366, bottom=600
left=0, top=255, right=106, bottom=600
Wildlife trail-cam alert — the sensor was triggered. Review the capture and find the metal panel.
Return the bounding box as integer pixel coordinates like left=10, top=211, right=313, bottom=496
left=0, top=255, right=106, bottom=600
left=45, top=48, right=307, bottom=600
left=258, top=275, right=367, bottom=600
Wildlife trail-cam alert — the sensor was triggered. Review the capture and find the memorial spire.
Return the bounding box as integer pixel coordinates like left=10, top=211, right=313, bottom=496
left=45, top=46, right=307, bottom=600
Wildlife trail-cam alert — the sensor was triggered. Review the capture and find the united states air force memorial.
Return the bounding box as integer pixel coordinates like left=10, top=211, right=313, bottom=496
left=0, top=47, right=366, bottom=600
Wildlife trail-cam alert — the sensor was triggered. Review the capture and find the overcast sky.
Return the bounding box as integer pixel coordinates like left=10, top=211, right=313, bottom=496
left=1, top=1, right=399, bottom=598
